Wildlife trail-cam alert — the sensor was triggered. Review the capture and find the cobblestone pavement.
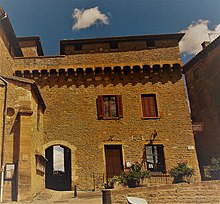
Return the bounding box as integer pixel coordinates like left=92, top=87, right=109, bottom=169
left=3, top=189, right=102, bottom=204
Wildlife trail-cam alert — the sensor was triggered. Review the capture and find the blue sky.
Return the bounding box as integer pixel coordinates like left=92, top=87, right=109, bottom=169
left=0, top=0, right=220, bottom=63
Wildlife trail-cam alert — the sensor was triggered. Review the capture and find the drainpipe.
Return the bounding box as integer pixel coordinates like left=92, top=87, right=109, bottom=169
left=0, top=76, right=8, bottom=203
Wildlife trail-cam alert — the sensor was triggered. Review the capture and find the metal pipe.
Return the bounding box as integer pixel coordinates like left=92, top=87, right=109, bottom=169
left=0, top=76, right=8, bottom=203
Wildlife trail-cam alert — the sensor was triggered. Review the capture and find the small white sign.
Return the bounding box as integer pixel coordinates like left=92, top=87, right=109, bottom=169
left=187, top=146, right=195, bottom=150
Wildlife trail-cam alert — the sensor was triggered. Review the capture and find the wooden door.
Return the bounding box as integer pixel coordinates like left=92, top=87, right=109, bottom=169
left=105, top=145, right=123, bottom=179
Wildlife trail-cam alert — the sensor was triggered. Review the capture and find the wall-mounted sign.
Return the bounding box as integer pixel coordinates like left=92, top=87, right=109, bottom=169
left=125, top=161, right=132, bottom=168
left=36, top=154, right=47, bottom=174
left=132, top=134, right=143, bottom=141
left=5, top=163, right=15, bottom=180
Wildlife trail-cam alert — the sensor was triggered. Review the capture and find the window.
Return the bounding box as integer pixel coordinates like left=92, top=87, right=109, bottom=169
left=145, top=144, right=166, bottom=173
left=146, top=39, right=155, bottom=47
left=110, top=41, right=118, bottom=49
left=97, top=95, right=123, bottom=119
left=37, top=103, right=40, bottom=131
left=74, top=43, right=82, bottom=51
left=141, top=94, right=158, bottom=118
left=194, top=69, right=200, bottom=80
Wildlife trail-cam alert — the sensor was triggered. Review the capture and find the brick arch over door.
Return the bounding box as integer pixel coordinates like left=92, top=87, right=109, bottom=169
left=43, top=140, right=77, bottom=189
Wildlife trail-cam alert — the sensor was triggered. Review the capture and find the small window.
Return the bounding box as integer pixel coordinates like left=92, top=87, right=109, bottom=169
left=145, top=144, right=166, bottom=173
left=146, top=39, right=155, bottom=47
left=97, top=95, right=123, bottom=119
left=74, top=43, right=82, bottom=51
left=141, top=94, right=158, bottom=118
left=110, top=41, right=118, bottom=49
left=37, top=103, right=40, bottom=131
left=194, top=69, right=200, bottom=80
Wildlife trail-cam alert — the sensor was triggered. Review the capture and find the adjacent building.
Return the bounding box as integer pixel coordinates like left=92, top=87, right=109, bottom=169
left=0, top=6, right=200, bottom=201
left=184, top=36, right=220, bottom=179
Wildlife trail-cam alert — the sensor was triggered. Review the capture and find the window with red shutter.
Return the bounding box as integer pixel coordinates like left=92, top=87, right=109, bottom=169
left=97, top=95, right=123, bottom=119
left=97, top=95, right=104, bottom=119
left=141, top=94, right=158, bottom=118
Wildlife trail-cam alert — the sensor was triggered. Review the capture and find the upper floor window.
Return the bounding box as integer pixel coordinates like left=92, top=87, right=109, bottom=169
left=141, top=94, right=158, bottom=118
left=37, top=103, right=40, bottom=131
left=97, top=95, right=123, bottom=119
left=110, top=41, right=118, bottom=49
left=146, top=39, right=155, bottom=47
left=74, top=43, right=82, bottom=51
left=194, top=69, right=200, bottom=80
left=145, top=144, right=166, bottom=173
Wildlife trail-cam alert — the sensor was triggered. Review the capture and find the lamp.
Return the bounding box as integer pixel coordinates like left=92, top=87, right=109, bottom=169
left=150, top=129, right=157, bottom=141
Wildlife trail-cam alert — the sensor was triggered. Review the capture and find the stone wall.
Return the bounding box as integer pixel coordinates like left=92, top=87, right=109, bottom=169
left=13, top=46, right=182, bottom=71
left=38, top=71, right=200, bottom=190
left=13, top=40, right=200, bottom=191
left=0, top=35, right=14, bottom=76
left=3, top=80, right=45, bottom=201
left=102, top=181, right=220, bottom=204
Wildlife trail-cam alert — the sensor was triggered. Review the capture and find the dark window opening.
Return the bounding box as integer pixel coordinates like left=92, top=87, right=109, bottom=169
left=146, top=39, right=155, bottom=47
left=74, top=43, right=82, bottom=51
left=141, top=94, right=158, bottom=117
left=194, top=69, right=200, bottom=80
left=110, top=41, right=118, bottom=49
left=145, top=144, right=166, bottom=173
left=97, top=95, right=123, bottom=119
left=37, top=103, right=40, bottom=131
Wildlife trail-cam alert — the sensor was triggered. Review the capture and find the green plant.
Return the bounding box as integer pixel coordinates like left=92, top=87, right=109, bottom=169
left=170, top=162, right=194, bottom=177
left=207, top=158, right=220, bottom=174
left=120, top=162, right=150, bottom=187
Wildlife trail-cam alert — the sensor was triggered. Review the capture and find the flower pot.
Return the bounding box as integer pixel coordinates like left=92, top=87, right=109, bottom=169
left=127, top=179, right=138, bottom=188
left=173, top=175, right=192, bottom=184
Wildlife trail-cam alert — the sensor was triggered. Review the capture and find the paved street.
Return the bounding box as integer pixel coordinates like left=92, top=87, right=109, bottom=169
left=4, top=189, right=102, bottom=204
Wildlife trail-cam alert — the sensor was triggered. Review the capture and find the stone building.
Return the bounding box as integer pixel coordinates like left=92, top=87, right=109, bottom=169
left=0, top=6, right=200, bottom=201
left=184, top=36, right=220, bottom=179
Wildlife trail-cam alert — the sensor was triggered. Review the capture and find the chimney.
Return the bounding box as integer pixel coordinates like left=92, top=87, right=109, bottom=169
left=201, top=41, right=210, bottom=49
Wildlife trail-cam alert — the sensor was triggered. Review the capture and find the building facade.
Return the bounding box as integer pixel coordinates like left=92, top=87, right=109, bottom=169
left=0, top=6, right=200, bottom=201
left=184, top=37, right=220, bottom=179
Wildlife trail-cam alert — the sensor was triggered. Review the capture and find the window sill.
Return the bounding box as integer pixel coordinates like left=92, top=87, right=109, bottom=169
left=142, top=117, right=160, bottom=120
left=99, top=117, right=121, bottom=120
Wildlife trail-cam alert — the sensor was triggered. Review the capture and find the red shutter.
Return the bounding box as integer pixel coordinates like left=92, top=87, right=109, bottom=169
left=141, top=96, right=147, bottom=117
left=97, top=95, right=104, bottom=119
left=117, top=95, right=123, bottom=118
left=147, top=95, right=157, bottom=117
left=142, top=95, right=158, bottom=117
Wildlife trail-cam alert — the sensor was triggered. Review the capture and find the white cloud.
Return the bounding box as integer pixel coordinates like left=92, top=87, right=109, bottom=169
left=179, top=20, right=220, bottom=55
left=72, top=7, right=109, bottom=31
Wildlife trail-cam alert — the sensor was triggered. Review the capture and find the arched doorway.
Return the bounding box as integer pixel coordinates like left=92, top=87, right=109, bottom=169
left=45, top=145, right=72, bottom=190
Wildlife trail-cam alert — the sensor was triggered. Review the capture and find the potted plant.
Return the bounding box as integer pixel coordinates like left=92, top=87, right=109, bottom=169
left=120, top=162, right=150, bottom=188
left=207, top=157, right=220, bottom=180
left=106, top=175, right=120, bottom=189
left=170, top=162, right=194, bottom=184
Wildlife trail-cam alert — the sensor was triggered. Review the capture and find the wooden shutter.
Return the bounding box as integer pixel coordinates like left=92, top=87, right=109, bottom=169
left=97, top=95, right=104, bottom=119
left=148, top=95, right=157, bottom=117
left=142, top=94, right=158, bottom=117
left=141, top=96, right=147, bottom=117
left=117, top=95, right=123, bottom=118
left=156, top=145, right=166, bottom=173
